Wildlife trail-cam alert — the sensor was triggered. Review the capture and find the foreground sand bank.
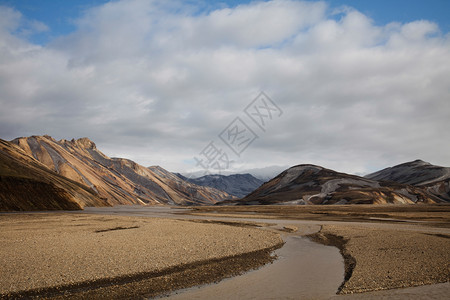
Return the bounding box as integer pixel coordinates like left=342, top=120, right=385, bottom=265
left=0, top=213, right=282, bottom=298
left=310, top=224, right=450, bottom=294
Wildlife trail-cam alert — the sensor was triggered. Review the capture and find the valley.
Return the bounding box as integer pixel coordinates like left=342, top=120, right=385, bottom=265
left=1, top=1, right=448, bottom=299
left=1, top=135, right=449, bottom=299
left=2, top=136, right=450, bottom=212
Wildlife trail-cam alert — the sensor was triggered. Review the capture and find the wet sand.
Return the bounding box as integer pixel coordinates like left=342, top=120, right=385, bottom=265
left=0, top=213, right=282, bottom=298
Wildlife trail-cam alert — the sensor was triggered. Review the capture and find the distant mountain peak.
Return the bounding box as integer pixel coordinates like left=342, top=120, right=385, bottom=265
left=276, top=164, right=327, bottom=183
left=42, top=135, right=56, bottom=142
left=405, top=159, right=431, bottom=166
left=15, top=135, right=98, bottom=151
left=71, top=137, right=97, bottom=149
left=183, top=173, right=264, bottom=198
left=286, top=164, right=324, bottom=173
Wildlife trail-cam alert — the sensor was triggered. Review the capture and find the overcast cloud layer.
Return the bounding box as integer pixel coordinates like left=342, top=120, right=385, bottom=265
left=0, top=0, right=449, bottom=175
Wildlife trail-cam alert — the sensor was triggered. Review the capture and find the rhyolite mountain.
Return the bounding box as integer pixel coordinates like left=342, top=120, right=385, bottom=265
left=6, top=135, right=233, bottom=210
left=221, top=164, right=445, bottom=205
left=2, top=137, right=448, bottom=211
left=0, top=139, right=103, bottom=211
left=176, top=173, right=264, bottom=198
left=365, top=159, right=450, bottom=202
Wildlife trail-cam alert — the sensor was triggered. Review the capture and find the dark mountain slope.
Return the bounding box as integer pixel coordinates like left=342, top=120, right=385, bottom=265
left=365, top=159, right=450, bottom=202
left=181, top=173, right=263, bottom=198
left=222, top=164, right=442, bottom=205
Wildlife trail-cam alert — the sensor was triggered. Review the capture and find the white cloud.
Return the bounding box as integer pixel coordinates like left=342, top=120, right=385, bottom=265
left=0, top=0, right=449, bottom=175
left=186, top=0, right=326, bottom=48
left=0, top=6, right=21, bottom=33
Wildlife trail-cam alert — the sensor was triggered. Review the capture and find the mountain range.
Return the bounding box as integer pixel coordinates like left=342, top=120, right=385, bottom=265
left=1, top=135, right=449, bottom=210
left=222, top=161, right=449, bottom=205
left=176, top=173, right=264, bottom=198
left=1, top=135, right=233, bottom=211
left=181, top=165, right=288, bottom=182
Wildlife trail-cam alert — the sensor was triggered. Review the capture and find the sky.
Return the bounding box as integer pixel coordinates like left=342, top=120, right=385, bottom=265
left=0, top=0, right=449, bottom=176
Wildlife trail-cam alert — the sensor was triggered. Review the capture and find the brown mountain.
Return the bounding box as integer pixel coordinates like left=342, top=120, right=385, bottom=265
left=365, top=159, right=450, bottom=202
left=7, top=135, right=232, bottom=209
left=222, top=164, right=443, bottom=205
left=0, top=139, right=103, bottom=211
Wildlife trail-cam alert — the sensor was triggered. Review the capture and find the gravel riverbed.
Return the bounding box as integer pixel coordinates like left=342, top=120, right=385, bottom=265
left=312, top=224, right=450, bottom=294
left=0, top=213, right=282, bottom=298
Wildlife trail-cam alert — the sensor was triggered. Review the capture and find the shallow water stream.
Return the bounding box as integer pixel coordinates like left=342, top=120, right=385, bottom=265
left=84, top=206, right=345, bottom=299
left=81, top=206, right=450, bottom=300
left=167, top=235, right=343, bottom=299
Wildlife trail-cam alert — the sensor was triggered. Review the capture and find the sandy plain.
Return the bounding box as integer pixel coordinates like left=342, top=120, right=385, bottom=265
left=1, top=204, right=449, bottom=299
left=0, top=213, right=282, bottom=299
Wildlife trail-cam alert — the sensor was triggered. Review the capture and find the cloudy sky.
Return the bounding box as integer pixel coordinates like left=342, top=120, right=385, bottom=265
left=0, top=0, right=449, bottom=176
